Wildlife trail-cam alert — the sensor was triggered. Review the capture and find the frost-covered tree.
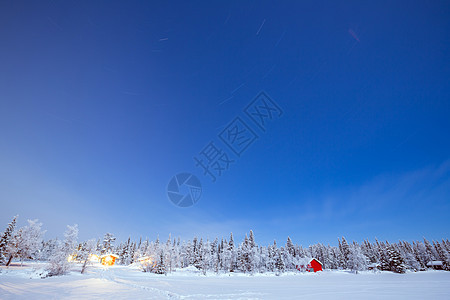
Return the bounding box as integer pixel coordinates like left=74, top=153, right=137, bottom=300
left=328, top=246, right=340, bottom=269
left=119, top=237, right=134, bottom=266
left=238, top=234, right=253, bottom=273
left=3, top=220, right=443, bottom=276
left=46, top=224, right=78, bottom=276
left=101, top=233, right=116, bottom=254
left=236, top=231, right=258, bottom=273
left=7, top=219, right=45, bottom=266
left=248, top=230, right=258, bottom=272
left=274, top=248, right=285, bottom=275
left=39, top=239, right=59, bottom=262
left=413, top=240, right=429, bottom=269
left=286, top=237, right=295, bottom=256
left=348, top=243, right=368, bottom=273
left=64, top=225, right=78, bottom=256
left=153, top=251, right=167, bottom=275
left=387, top=246, right=406, bottom=274
left=170, top=238, right=181, bottom=271
left=283, top=237, right=296, bottom=270
left=338, top=237, right=351, bottom=269
left=266, top=243, right=276, bottom=272
left=424, top=238, right=438, bottom=261
left=0, top=215, right=17, bottom=265
left=403, top=251, right=421, bottom=271
left=181, top=240, right=192, bottom=268
left=258, top=246, right=268, bottom=273
left=398, top=241, right=420, bottom=271
left=78, top=239, right=97, bottom=274
left=434, top=241, right=450, bottom=271
left=223, top=233, right=236, bottom=272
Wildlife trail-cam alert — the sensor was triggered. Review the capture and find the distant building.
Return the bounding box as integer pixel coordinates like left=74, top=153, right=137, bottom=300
left=296, top=258, right=323, bottom=272
left=426, top=261, right=443, bottom=270
left=100, top=254, right=119, bottom=266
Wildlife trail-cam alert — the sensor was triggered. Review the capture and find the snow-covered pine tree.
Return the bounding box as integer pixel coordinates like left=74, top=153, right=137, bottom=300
left=442, top=239, right=450, bottom=253
left=266, top=243, right=276, bottom=272
left=171, top=238, right=181, bottom=271
left=274, top=248, right=285, bottom=275
left=414, top=240, right=429, bottom=269
left=398, top=241, right=420, bottom=271
left=223, top=233, right=236, bottom=272
left=284, top=237, right=295, bottom=270
left=192, top=237, right=203, bottom=270
left=423, top=238, right=437, bottom=262
left=191, top=237, right=198, bottom=267
left=348, top=242, right=368, bottom=273
left=164, top=236, right=173, bottom=272
left=118, top=237, right=131, bottom=265
left=434, top=241, right=450, bottom=270
left=181, top=240, right=191, bottom=268
left=0, top=215, right=17, bottom=265
left=328, top=246, right=340, bottom=269
left=238, top=234, right=252, bottom=273
left=248, top=231, right=257, bottom=273
left=403, top=250, right=421, bottom=271
left=101, top=233, right=116, bottom=254
left=200, top=239, right=212, bottom=275
left=339, top=237, right=351, bottom=269
left=258, top=246, right=268, bottom=273
left=215, top=239, right=223, bottom=273
left=153, top=250, right=167, bottom=275
left=208, top=238, right=218, bottom=273
left=375, top=240, right=391, bottom=271
left=286, top=237, right=295, bottom=256
left=361, top=240, right=377, bottom=264
left=386, top=246, right=406, bottom=273
left=3, top=222, right=445, bottom=276
left=130, top=241, right=137, bottom=265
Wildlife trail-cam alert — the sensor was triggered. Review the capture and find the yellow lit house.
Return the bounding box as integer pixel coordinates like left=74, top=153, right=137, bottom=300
left=100, top=254, right=119, bottom=266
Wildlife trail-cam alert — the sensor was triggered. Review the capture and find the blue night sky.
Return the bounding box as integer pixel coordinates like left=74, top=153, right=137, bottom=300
left=1, top=1, right=449, bottom=246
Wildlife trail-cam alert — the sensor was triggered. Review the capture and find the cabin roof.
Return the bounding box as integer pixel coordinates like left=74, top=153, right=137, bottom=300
left=298, top=257, right=323, bottom=266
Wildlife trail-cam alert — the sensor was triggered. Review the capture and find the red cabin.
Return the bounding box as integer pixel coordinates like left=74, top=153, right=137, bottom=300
left=296, top=258, right=323, bottom=272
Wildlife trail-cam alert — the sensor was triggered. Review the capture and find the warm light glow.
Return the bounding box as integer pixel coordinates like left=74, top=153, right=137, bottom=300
left=67, top=255, right=74, bottom=262
left=139, top=257, right=153, bottom=263
left=101, top=254, right=117, bottom=266
left=89, top=254, right=99, bottom=262
left=138, top=256, right=156, bottom=269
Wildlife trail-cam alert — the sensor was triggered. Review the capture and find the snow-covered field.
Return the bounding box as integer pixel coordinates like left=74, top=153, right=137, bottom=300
left=1, top=263, right=450, bottom=299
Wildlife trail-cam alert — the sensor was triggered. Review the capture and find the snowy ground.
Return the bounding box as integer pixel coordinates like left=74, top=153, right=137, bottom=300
left=1, top=263, right=450, bottom=299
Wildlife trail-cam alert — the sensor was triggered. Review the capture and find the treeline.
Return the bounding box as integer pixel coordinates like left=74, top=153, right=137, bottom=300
left=1, top=215, right=449, bottom=276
